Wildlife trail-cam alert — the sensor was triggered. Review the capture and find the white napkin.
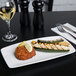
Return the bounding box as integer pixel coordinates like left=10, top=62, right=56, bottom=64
left=51, top=23, right=76, bottom=45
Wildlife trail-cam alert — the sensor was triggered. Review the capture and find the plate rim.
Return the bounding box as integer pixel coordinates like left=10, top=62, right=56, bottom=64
left=1, top=36, right=76, bottom=68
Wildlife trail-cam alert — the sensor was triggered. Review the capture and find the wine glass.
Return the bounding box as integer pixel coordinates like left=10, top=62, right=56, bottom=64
left=0, top=0, right=18, bottom=42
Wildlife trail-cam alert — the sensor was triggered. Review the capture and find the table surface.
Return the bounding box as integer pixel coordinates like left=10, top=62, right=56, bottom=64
left=0, top=11, right=76, bottom=76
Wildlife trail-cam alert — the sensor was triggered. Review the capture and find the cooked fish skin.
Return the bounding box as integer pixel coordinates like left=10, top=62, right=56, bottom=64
left=32, top=42, right=70, bottom=51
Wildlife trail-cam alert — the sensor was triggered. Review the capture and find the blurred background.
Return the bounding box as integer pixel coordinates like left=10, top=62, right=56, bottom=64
left=2, top=0, right=76, bottom=12
left=28, top=0, right=76, bottom=12
left=14, top=0, right=76, bottom=12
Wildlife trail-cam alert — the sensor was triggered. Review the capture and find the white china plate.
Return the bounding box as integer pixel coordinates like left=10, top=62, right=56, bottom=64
left=1, top=36, right=75, bottom=68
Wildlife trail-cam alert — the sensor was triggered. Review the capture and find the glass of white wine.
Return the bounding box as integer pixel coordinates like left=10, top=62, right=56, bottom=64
left=0, top=0, right=18, bottom=42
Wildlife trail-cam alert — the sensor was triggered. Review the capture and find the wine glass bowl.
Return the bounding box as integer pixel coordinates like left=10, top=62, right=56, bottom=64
left=0, top=0, right=18, bottom=42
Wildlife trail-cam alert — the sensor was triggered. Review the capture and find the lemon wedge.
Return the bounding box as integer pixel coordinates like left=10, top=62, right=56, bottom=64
left=18, top=41, right=25, bottom=47
left=18, top=41, right=32, bottom=52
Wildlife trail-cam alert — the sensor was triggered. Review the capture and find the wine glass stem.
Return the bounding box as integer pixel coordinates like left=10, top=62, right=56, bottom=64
left=6, top=20, right=11, bottom=35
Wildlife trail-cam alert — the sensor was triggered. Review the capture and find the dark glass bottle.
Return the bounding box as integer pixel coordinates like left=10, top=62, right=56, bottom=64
left=20, top=0, right=30, bottom=27
left=32, top=0, right=44, bottom=30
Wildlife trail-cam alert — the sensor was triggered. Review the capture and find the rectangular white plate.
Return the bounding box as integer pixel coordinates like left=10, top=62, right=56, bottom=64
left=1, top=36, right=75, bottom=68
